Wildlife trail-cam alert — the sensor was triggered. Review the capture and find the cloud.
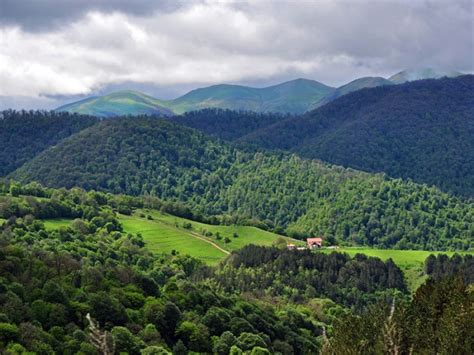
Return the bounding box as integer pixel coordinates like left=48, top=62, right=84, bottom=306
left=0, top=0, right=472, bottom=108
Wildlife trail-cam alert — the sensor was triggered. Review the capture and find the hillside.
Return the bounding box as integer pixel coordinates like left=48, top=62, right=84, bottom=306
left=388, top=68, right=463, bottom=84
left=10, top=117, right=473, bottom=250
left=315, top=76, right=393, bottom=107
left=167, top=78, right=334, bottom=114
left=57, top=79, right=334, bottom=116
left=240, top=75, right=474, bottom=197
left=170, top=108, right=291, bottom=141
left=56, top=90, right=174, bottom=117
left=0, top=110, right=99, bottom=176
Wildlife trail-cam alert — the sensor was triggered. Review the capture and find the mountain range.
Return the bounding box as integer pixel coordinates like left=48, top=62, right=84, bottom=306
left=169, top=76, right=473, bottom=197
left=56, top=68, right=463, bottom=116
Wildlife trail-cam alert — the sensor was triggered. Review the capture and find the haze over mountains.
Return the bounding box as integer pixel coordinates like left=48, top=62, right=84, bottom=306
left=56, top=68, right=463, bottom=116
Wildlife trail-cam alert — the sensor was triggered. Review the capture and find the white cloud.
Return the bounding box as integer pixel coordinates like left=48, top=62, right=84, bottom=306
left=0, top=0, right=472, bottom=108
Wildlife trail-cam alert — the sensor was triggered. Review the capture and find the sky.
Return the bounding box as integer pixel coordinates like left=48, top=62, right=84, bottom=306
left=0, top=0, right=472, bottom=109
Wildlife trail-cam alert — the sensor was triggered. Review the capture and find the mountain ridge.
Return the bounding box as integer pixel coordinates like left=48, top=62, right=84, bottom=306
left=239, top=75, right=474, bottom=196
left=55, top=68, right=464, bottom=116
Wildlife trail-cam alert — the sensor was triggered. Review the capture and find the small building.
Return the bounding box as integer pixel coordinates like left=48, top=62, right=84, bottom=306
left=287, top=243, right=296, bottom=250
left=307, top=237, right=323, bottom=249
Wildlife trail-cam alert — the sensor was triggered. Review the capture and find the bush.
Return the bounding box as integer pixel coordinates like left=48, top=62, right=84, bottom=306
left=0, top=323, right=19, bottom=342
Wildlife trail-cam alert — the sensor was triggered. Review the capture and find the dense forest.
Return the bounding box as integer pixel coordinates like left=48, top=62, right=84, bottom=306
left=170, top=109, right=290, bottom=141
left=0, top=186, right=322, bottom=354
left=9, top=118, right=473, bottom=250
left=0, top=110, right=99, bottom=176
left=212, top=245, right=407, bottom=308
left=0, top=184, right=471, bottom=353
left=425, top=253, right=473, bottom=283
left=240, top=76, right=474, bottom=197
left=325, top=276, right=473, bottom=354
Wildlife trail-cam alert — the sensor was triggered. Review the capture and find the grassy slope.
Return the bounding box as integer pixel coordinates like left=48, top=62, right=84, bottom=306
left=43, top=218, right=75, bottom=230
left=140, top=209, right=299, bottom=252
left=42, top=209, right=296, bottom=265
left=56, top=91, right=173, bottom=117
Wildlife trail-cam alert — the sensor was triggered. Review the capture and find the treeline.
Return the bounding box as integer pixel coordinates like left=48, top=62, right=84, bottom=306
left=10, top=118, right=473, bottom=250
left=0, top=110, right=99, bottom=177
left=212, top=245, right=407, bottom=308
left=425, top=253, right=473, bottom=283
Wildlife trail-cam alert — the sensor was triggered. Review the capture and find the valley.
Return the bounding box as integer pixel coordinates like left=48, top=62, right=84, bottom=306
left=38, top=207, right=472, bottom=292
left=1, top=1, right=472, bottom=353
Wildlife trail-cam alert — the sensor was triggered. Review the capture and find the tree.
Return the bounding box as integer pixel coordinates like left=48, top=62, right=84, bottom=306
left=141, top=346, right=171, bottom=354
left=237, top=333, right=267, bottom=351
left=0, top=323, right=19, bottom=342
left=273, top=237, right=288, bottom=250
left=172, top=340, right=187, bottom=355
left=250, top=347, right=270, bottom=355
left=112, top=326, right=143, bottom=355
left=213, top=331, right=238, bottom=355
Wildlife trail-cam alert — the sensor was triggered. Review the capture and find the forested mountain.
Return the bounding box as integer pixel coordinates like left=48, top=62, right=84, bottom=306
left=240, top=75, right=474, bottom=197
left=57, top=79, right=335, bottom=116
left=0, top=110, right=99, bottom=176
left=10, top=117, right=473, bottom=250
left=56, top=90, right=174, bottom=117
left=170, top=109, right=291, bottom=141
left=167, top=79, right=334, bottom=114
left=388, top=68, right=462, bottom=84
left=315, top=77, right=393, bottom=107
left=55, top=68, right=464, bottom=116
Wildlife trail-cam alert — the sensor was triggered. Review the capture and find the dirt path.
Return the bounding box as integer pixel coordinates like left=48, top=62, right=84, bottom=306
left=188, top=231, right=231, bottom=255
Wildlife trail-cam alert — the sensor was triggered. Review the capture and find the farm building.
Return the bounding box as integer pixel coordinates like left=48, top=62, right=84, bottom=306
left=307, top=237, right=323, bottom=249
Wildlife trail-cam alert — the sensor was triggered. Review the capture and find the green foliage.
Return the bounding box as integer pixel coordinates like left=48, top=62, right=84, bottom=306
left=0, top=188, right=324, bottom=353
left=327, top=276, right=474, bottom=354
left=10, top=117, right=473, bottom=250
left=171, top=108, right=289, bottom=141
left=0, top=110, right=98, bottom=176
left=0, top=323, right=19, bottom=342
left=214, top=245, right=407, bottom=308
left=425, top=253, right=473, bottom=283
left=241, top=76, right=474, bottom=197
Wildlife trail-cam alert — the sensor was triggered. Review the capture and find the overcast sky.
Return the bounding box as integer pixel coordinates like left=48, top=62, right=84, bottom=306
left=0, top=0, right=472, bottom=109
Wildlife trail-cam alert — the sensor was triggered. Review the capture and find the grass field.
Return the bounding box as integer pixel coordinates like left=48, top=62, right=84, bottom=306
left=119, top=214, right=227, bottom=265
left=119, top=209, right=300, bottom=264
left=43, top=218, right=74, bottom=230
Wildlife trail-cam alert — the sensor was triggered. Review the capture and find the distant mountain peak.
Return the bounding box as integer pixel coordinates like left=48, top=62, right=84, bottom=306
left=388, top=67, right=462, bottom=84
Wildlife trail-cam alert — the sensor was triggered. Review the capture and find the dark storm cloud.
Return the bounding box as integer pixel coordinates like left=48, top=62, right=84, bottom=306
left=0, top=0, right=472, bottom=109
left=0, top=0, right=184, bottom=31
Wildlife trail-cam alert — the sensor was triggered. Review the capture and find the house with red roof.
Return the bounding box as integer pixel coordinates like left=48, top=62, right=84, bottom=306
left=307, top=237, right=323, bottom=249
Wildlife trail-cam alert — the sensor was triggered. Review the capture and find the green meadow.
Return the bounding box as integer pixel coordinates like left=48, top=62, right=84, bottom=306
left=42, top=211, right=470, bottom=289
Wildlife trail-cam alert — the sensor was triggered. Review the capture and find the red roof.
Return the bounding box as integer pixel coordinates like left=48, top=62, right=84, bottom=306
left=307, top=238, right=323, bottom=243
